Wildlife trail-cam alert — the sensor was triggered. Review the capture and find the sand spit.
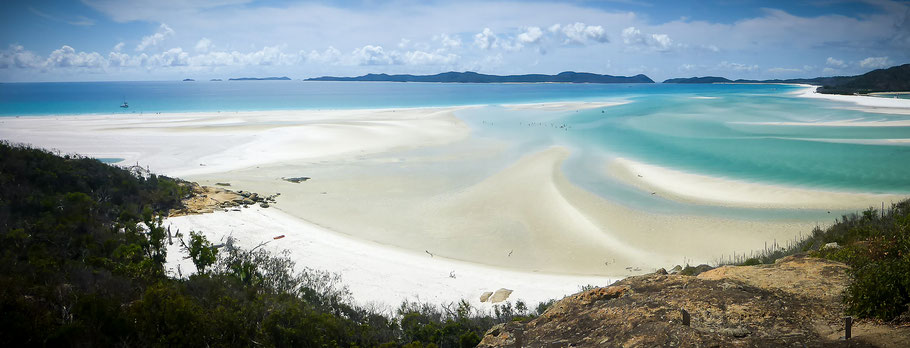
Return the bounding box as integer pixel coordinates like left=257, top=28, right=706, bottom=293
left=209, top=146, right=818, bottom=276
left=164, top=206, right=616, bottom=309
left=797, top=85, right=910, bottom=111
left=610, top=157, right=906, bottom=210
left=0, top=107, right=471, bottom=177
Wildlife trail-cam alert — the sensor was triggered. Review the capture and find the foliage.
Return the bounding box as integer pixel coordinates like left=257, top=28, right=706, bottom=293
left=185, top=231, right=217, bottom=274
left=0, top=142, right=555, bottom=346
left=817, top=63, right=910, bottom=95
left=726, top=199, right=910, bottom=321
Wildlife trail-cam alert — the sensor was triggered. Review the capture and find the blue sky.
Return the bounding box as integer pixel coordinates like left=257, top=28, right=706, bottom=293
left=1, top=0, right=908, bottom=82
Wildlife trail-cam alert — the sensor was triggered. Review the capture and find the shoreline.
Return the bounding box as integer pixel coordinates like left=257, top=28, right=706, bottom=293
left=164, top=205, right=617, bottom=309
left=609, top=156, right=907, bottom=210
left=3, top=95, right=909, bottom=308
left=797, top=84, right=910, bottom=109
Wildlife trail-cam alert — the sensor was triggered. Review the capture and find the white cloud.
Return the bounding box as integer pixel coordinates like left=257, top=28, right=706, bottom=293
left=434, top=34, right=461, bottom=49
left=0, top=45, right=45, bottom=69
left=474, top=28, right=498, bottom=50
left=621, top=27, right=673, bottom=51
left=195, top=38, right=213, bottom=53
left=28, top=6, right=95, bottom=26
left=767, top=67, right=803, bottom=73
left=151, top=47, right=190, bottom=67
left=517, top=27, right=544, bottom=44
left=113, top=42, right=125, bottom=52
left=136, top=23, right=175, bottom=51
left=351, top=45, right=398, bottom=65
left=400, top=50, right=458, bottom=65
left=718, top=61, right=759, bottom=72
left=83, top=0, right=252, bottom=23
left=307, top=46, right=342, bottom=64
left=550, top=22, right=609, bottom=44
left=859, top=56, right=891, bottom=69
left=47, top=45, right=105, bottom=68
left=825, top=57, right=846, bottom=68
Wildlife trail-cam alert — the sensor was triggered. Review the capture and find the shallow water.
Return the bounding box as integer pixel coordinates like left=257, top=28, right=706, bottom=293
left=3, top=81, right=908, bottom=199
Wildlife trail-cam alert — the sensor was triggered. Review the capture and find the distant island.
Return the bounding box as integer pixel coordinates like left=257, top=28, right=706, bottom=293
left=228, top=76, right=292, bottom=81
left=663, top=76, right=731, bottom=84
left=662, top=63, right=910, bottom=95
left=182, top=78, right=195, bottom=82
left=210, top=79, right=222, bottom=82
left=305, top=71, right=655, bottom=84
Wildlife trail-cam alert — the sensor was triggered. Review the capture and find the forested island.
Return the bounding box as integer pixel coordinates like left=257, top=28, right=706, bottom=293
left=663, top=63, right=910, bottom=95
left=662, top=76, right=732, bottom=83
left=305, top=71, right=655, bottom=83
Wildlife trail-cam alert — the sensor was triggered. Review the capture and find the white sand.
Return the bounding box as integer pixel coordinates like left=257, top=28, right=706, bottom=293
left=2, top=99, right=897, bottom=309
left=188, top=145, right=819, bottom=278
left=798, top=85, right=910, bottom=109
left=610, top=157, right=905, bottom=210
left=164, top=206, right=616, bottom=310
left=0, top=107, right=470, bottom=177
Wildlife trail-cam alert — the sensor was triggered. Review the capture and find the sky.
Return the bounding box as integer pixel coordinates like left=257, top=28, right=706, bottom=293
left=1, top=0, right=908, bottom=82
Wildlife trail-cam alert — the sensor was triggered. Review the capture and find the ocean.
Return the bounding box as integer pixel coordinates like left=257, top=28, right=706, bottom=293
left=2, top=80, right=908, bottom=200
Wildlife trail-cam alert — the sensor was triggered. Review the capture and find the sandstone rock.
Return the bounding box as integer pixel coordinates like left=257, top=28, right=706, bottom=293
left=480, top=291, right=493, bottom=302
left=489, top=288, right=513, bottom=303
left=477, top=257, right=903, bottom=347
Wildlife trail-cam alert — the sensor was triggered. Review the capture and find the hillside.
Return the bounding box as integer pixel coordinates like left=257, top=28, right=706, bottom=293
left=663, top=76, right=732, bottom=83
left=661, top=63, right=909, bottom=95
left=479, top=255, right=910, bottom=347
left=816, top=64, right=910, bottom=94
left=305, top=71, right=655, bottom=83
left=0, top=142, right=530, bottom=347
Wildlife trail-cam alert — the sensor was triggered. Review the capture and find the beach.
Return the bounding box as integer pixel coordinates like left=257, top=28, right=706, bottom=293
left=2, top=89, right=908, bottom=309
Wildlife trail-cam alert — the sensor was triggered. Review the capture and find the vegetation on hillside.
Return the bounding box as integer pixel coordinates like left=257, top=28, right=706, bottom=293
left=816, top=63, right=910, bottom=95
left=0, top=142, right=544, bottom=347
left=730, top=199, right=910, bottom=322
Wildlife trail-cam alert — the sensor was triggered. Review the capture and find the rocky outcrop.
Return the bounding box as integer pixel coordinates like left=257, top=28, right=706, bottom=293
left=478, top=255, right=910, bottom=347
left=168, top=182, right=279, bottom=216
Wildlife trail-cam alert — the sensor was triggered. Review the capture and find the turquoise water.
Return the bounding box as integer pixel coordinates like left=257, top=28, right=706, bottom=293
left=95, top=158, right=125, bottom=164
left=2, top=81, right=908, bottom=198
left=2, top=80, right=660, bottom=116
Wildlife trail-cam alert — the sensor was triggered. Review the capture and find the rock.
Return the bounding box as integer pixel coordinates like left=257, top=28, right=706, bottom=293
left=480, top=291, right=494, bottom=302
left=478, top=257, right=867, bottom=347
left=578, top=285, right=629, bottom=304
left=283, top=177, right=311, bottom=183
left=654, top=268, right=668, bottom=275
left=669, top=265, right=683, bottom=274
left=822, top=242, right=839, bottom=250
left=260, top=203, right=270, bottom=208
left=489, top=288, right=513, bottom=303
left=680, top=264, right=714, bottom=276
left=720, top=327, right=751, bottom=338
left=240, top=191, right=251, bottom=198
left=214, top=182, right=231, bottom=186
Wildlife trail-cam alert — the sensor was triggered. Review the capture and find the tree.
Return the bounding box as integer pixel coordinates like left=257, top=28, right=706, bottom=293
left=186, top=231, right=217, bottom=275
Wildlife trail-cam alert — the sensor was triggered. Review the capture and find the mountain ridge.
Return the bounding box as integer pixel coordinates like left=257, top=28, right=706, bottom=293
left=305, top=71, right=655, bottom=83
